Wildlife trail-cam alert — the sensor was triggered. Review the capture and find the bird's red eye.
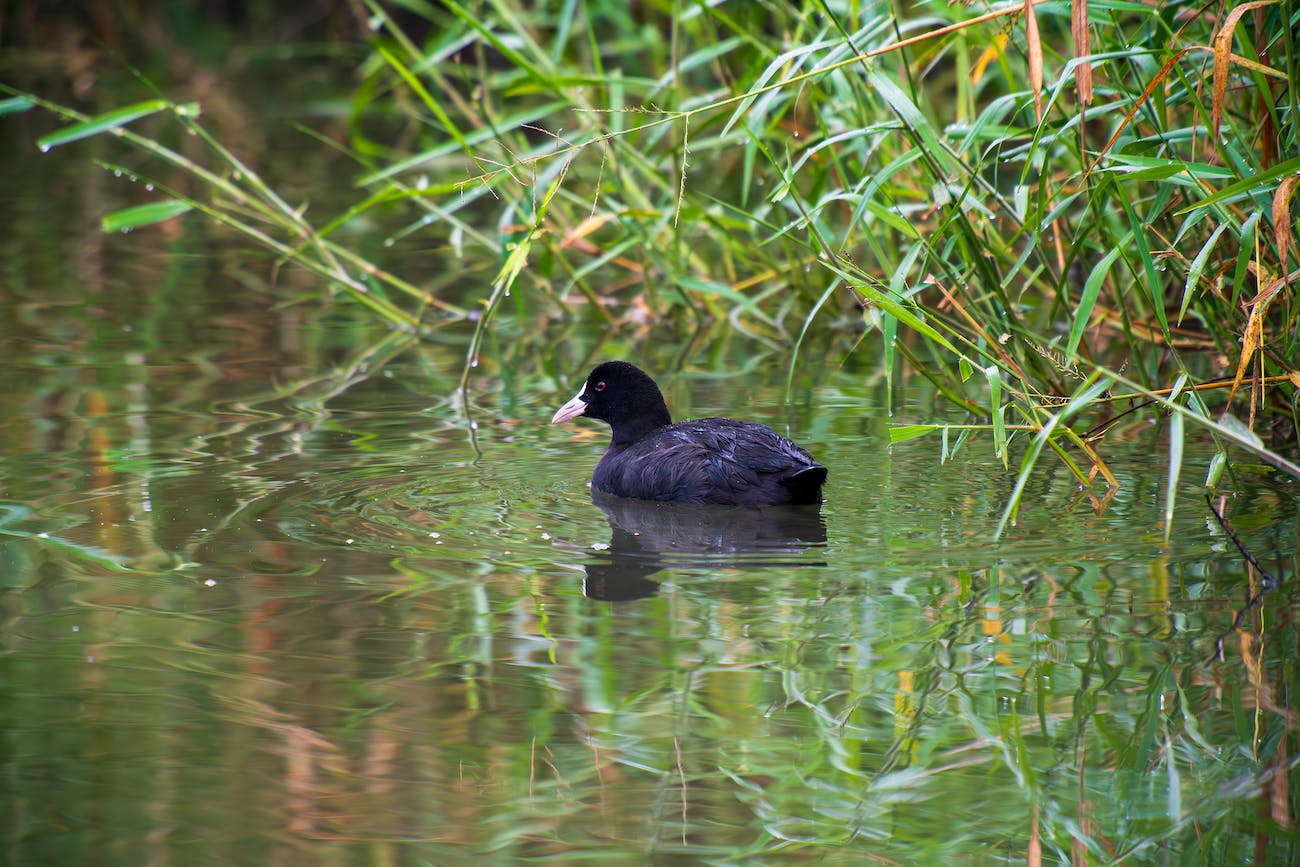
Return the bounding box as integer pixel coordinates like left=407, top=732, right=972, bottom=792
left=594, top=381, right=606, bottom=391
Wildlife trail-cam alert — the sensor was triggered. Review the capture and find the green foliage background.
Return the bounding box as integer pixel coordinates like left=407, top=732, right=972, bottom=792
left=4, top=0, right=1299, bottom=512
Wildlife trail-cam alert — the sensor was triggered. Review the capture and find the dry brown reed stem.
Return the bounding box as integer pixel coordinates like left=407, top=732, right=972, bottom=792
left=1072, top=0, right=1093, bottom=105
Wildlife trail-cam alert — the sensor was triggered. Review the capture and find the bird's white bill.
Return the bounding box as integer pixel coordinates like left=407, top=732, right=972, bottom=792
left=550, top=389, right=588, bottom=424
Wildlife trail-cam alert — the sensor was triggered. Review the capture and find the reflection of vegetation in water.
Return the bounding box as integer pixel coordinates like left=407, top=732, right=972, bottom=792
left=0, top=355, right=1295, bottom=862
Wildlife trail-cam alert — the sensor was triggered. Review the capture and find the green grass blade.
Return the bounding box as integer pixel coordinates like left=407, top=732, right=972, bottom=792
left=37, top=100, right=196, bottom=150
left=1067, top=245, right=1123, bottom=358
left=375, top=44, right=469, bottom=152
left=889, top=424, right=942, bottom=443
left=101, top=199, right=194, bottom=232
left=821, top=262, right=955, bottom=352
left=867, top=71, right=952, bottom=173
left=677, top=277, right=773, bottom=324
left=1175, top=154, right=1300, bottom=214
left=1163, top=374, right=1188, bottom=542
left=1118, top=192, right=1169, bottom=343
left=0, top=96, right=34, bottom=116
left=1179, top=222, right=1230, bottom=324
left=1165, top=407, right=1184, bottom=542
left=985, top=365, right=1007, bottom=468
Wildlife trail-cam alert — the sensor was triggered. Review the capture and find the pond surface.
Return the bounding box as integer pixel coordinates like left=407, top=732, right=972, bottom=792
left=3, top=292, right=1298, bottom=865
left=2, top=132, right=1298, bottom=867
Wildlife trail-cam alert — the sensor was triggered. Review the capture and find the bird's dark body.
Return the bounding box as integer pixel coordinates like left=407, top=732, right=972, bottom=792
left=552, top=361, right=827, bottom=507
left=592, top=417, right=825, bottom=506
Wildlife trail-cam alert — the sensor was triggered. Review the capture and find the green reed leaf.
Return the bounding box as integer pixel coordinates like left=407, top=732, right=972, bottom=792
left=101, top=200, right=194, bottom=232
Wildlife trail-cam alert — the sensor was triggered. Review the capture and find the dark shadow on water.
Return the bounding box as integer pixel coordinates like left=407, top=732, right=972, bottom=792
left=582, top=490, right=828, bottom=601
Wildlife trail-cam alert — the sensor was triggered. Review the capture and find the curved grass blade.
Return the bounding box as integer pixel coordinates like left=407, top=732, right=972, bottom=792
left=1180, top=222, right=1230, bottom=323
left=721, top=36, right=840, bottom=137
left=37, top=99, right=197, bottom=150
left=375, top=43, right=469, bottom=153
left=1067, top=244, right=1123, bottom=358
left=820, top=260, right=955, bottom=352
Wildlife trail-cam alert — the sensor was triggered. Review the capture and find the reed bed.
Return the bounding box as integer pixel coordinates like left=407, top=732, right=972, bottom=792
left=4, top=0, right=1298, bottom=528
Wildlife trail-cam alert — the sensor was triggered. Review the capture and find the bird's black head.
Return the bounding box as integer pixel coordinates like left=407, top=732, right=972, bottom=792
left=551, top=361, right=672, bottom=443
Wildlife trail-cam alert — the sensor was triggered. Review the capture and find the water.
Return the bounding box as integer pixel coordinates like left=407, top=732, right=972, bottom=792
left=2, top=304, right=1296, bottom=864
left=2, top=134, right=1298, bottom=867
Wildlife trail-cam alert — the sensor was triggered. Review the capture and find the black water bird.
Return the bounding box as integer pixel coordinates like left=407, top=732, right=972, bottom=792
left=550, top=361, right=827, bottom=506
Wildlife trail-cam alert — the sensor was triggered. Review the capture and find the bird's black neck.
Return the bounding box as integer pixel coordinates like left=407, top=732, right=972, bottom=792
left=610, top=405, right=671, bottom=446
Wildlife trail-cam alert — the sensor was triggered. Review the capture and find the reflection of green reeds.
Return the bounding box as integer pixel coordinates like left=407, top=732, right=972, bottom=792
left=0, top=503, right=132, bottom=574
left=5, top=0, right=1297, bottom=508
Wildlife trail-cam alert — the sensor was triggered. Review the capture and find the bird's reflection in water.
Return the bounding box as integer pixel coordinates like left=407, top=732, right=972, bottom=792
left=582, top=490, right=828, bottom=601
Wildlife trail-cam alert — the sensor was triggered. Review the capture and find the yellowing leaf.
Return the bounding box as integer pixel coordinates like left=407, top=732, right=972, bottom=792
left=971, top=33, right=1008, bottom=84
left=1272, top=172, right=1299, bottom=278
left=1212, top=1, right=1277, bottom=140
left=560, top=213, right=614, bottom=248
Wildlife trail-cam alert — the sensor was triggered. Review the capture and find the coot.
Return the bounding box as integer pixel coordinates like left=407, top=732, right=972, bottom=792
left=550, top=361, right=827, bottom=506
